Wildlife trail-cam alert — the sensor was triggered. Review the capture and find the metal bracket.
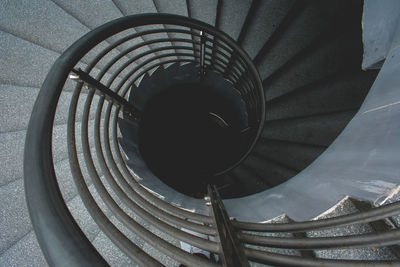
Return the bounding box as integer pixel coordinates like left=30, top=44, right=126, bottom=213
left=200, top=30, right=207, bottom=79
left=70, top=68, right=141, bottom=122
left=208, top=185, right=250, bottom=267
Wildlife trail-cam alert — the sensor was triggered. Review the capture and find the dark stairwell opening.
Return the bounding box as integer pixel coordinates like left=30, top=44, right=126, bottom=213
left=117, top=0, right=379, bottom=200
left=139, top=81, right=248, bottom=197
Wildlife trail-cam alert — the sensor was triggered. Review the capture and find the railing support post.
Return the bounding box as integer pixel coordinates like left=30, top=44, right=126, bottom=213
left=70, top=69, right=141, bottom=121
left=207, top=185, right=250, bottom=267
left=200, top=30, right=206, bottom=79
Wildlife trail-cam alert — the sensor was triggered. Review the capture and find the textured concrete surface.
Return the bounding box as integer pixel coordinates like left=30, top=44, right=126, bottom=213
left=245, top=214, right=301, bottom=264
left=265, top=70, right=378, bottom=121
left=243, top=154, right=297, bottom=186
left=187, top=0, right=218, bottom=26
left=262, top=110, right=356, bottom=147
left=264, top=29, right=362, bottom=101
left=51, top=0, right=147, bottom=68
left=308, top=197, right=395, bottom=260
left=154, top=0, right=187, bottom=16
left=0, top=0, right=399, bottom=265
left=241, top=0, right=294, bottom=59
left=0, top=179, right=32, bottom=254
left=0, top=84, right=95, bottom=134
left=0, top=30, right=59, bottom=88
left=256, top=0, right=354, bottom=80
left=67, top=194, right=102, bottom=242
left=0, top=0, right=88, bottom=53
left=92, top=231, right=136, bottom=267
left=362, top=0, right=400, bottom=69
left=252, top=139, right=324, bottom=172
left=0, top=231, right=47, bottom=267
left=0, top=85, right=39, bottom=133
left=224, top=21, right=400, bottom=222
left=0, top=130, right=27, bottom=186
left=217, top=0, right=252, bottom=41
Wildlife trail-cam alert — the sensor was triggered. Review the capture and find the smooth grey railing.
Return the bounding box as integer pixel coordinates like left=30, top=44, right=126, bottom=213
left=24, top=14, right=400, bottom=266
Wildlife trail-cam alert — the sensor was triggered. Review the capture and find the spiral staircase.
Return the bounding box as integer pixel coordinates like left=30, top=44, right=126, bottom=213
left=1, top=0, right=400, bottom=266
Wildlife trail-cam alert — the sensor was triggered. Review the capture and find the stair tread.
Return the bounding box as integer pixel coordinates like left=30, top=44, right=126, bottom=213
left=256, top=0, right=357, bottom=81
left=0, top=30, right=59, bottom=89
left=187, top=0, right=218, bottom=26
left=92, top=230, right=138, bottom=267
left=0, top=84, right=101, bottom=134
left=217, top=0, right=251, bottom=41
left=153, top=0, right=188, bottom=17
left=262, top=110, right=356, bottom=147
left=242, top=154, right=296, bottom=186
left=240, top=0, right=294, bottom=59
left=0, top=117, right=102, bottom=186
left=0, top=0, right=89, bottom=54
left=264, top=28, right=362, bottom=102
left=51, top=0, right=150, bottom=66
left=0, top=231, right=47, bottom=267
left=253, top=139, right=324, bottom=172
left=0, top=179, right=32, bottom=254
left=265, top=70, right=378, bottom=121
left=244, top=214, right=302, bottom=258
left=308, top=197, right=396, bottom=260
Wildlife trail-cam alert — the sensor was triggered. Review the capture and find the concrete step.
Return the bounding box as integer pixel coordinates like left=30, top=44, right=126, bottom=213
left=0, top=180, right=112, bottom=267
left=242, top=154, right=297, bottom=187
left=0, top=179, right=33, bottom=255
left=240, top=0, right=294, bottom=59
left=246, top=214, right=301, bottom=267
left=0, top=84, right=101, bottom=134
left=375, top=185, right=400, bottom=228
left=0, top=118, right=101, bottom=186
left=263, top=27, right=362, bottom=102
left=153, top=0, right=192, bottom=61
left=252, top=139, right=324, bottom=172
left=256, top=0, right=360, bottom=81
left=187, top=0, right=218, bottom=26
left=0, top=152, right=103, bottom=255
left=154, top=0, right=188, bottom=17
left=307, top=197, right=396, bottom=260
left=52, top=0, right=155, bottom=72
left=231, top=164, right=271, bottom=195
left=0, top=0, right=126, bottom=71
left=112, top=0, right=174, bottom=62
left=265, top=70, right=378, bottom=121
left=217, top=0, right=252, bottom=41
left=0, top=231, right=46, bottom=267
left=261, top=110, right=356, bottom=147
left=0, top=0, right=89, bottom=55
left=0, top=30, right=112, bottom=92
left=0, top=30, right=59, bottom=89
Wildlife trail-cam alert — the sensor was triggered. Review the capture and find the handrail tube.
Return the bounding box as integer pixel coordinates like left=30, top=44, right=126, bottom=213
left=233, top=201, right=400, bottom=232
left=79, top=93, right=219, bottom=265
left=100, top=103, right=216, bottom=235
left=239, top=229, right=400, bottom=249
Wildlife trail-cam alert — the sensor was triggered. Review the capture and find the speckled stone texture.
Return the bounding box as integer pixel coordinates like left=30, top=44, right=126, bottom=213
left=0, top=179, right=32, bottom=254
left=0, top=30, right=58, bottom=88
left=376, top=185, right=400, bottom=228
left=244, top=214, right=301, bottom=260
left=187, top=0, right=218, bottom=26
left=0, top=231, right=46, bottom=267
left=0, top=0, right=399, bottom=266
left=0, top=0, right=89, bottom=53
left=240, top=0, right=294, bottom=60
left=307, top=197, right=395, bottom=260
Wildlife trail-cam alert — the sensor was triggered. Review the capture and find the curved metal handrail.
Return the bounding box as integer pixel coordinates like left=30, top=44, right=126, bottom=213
left=24, top=13, right=400, bottom=266
left=25, top=13, right=264, bottom=266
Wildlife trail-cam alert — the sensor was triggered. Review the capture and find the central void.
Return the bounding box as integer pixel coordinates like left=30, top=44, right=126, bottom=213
left=139, top=82, right=248, bottom=197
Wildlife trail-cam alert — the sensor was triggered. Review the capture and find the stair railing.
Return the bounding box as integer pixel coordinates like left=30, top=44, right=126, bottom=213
left=24, top=14, right=400, bottom=266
